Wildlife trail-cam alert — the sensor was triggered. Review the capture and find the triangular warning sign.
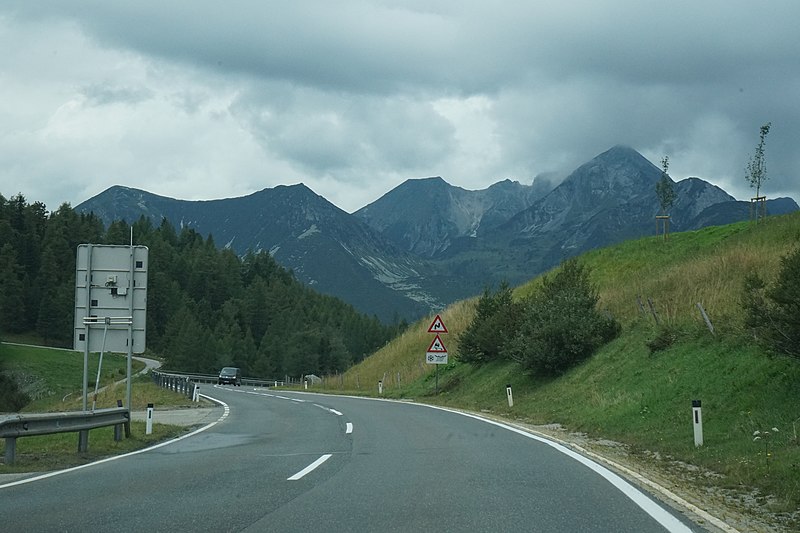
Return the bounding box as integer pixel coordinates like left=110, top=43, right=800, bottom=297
left=427, top=314, right=448, bottom=334
left=427, top=334, right=447, bottom=353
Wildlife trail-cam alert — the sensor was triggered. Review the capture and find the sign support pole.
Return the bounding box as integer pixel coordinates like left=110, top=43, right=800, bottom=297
left=126, top=231, right=135, bottom=411
left=82, top=244, right=93, bottom=412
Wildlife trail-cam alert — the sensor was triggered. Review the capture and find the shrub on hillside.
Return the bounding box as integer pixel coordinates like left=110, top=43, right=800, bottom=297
left=457, top=282, right=520, bottom=364
left=504, top=259, right=621, bottom=376
left=0, top=370, right=30, bottom=412
left=743, top=245, right=800, bottom=358
left=646, top=325, right=681, bottom=354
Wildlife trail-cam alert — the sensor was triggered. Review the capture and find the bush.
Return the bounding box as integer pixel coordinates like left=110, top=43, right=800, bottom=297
left=646, top=325, right=681, bottom=354
left=743, top=245, right=800, bottom=358
left=504, top=259, right=621, bottom=376
left=0, top=371, right=30, bottom=412
left=457, top=282, right=520, bottom=365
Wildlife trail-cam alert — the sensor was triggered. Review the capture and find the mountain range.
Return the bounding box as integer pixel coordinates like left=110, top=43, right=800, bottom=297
left=75, top=145, right=798, bottom=322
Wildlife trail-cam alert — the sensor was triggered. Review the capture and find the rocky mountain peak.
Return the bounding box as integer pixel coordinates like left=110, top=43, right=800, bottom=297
left=75, top=145, right=798, bottom=323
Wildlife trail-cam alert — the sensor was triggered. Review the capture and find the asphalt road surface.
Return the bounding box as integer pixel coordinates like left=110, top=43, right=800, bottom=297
left=0, top=386, right=706, bottom=532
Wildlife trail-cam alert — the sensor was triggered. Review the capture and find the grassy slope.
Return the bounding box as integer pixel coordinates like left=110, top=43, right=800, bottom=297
left=319, top=213, right=800, bottom=520
left=0, top=343, right=146, bottom=411
left=0, top=345, right=193, bottom=472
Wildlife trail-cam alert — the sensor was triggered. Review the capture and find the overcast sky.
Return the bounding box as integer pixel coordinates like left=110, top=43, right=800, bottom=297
left=1, top=1, right=798, bottom=214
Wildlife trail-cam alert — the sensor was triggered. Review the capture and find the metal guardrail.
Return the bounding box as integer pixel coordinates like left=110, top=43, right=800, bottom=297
left=151, top=369, right=289, bottom=389
left=0, top=407, right=130, bottom=465
left=151, top=371, right=200, bottom=399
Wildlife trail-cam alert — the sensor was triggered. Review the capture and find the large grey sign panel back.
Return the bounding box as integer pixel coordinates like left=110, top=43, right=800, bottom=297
left=73, top=244, right=148, bottom=354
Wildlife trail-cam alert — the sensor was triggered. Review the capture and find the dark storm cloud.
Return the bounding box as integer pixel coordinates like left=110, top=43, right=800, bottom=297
left=1, top=1, right=798, bottom=212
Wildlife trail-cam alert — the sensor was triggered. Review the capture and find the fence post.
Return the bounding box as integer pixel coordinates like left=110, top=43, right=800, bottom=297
left=647, top=297, right=660, bottom=325
left=696, top=303, right=715, bottom=335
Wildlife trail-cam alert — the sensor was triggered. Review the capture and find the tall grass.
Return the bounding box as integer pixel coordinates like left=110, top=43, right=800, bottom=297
left=317, top=299, right=476, bottom=393
left=586, top=216, right=800, bottom=327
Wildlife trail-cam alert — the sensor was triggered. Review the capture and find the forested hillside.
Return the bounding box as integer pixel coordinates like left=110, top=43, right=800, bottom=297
left=0, top=194, right=405, bottom=379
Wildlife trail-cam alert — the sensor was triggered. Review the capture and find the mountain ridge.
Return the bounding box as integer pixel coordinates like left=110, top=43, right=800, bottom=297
left=75, top=146, right=798, bottom=321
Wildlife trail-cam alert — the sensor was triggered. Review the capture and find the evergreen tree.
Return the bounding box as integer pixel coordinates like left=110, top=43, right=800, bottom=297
left=35, top=220, right=75, bottom=344
left=0, top=243, right=26, bottom=333
left=743, top=245, right=800, bottom=358
left=457, top=282, right=518, bottom=364
left=105, top=219, right=132, bottom=245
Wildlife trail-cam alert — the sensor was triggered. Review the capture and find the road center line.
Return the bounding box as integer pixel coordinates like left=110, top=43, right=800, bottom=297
left=287, top=454, right=333, bottom=481
left=345, top=422, right=353, bottom=434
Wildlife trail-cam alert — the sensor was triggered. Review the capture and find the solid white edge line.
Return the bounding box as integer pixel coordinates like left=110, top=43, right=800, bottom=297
left=287, top=454, right=332, bottom=481
left=329, top=409, right=343, bottom=416
left=281, top=391, right=721, bottom=533
left=0, top=394, right=230, bottom=490
left=345, top=422, right=353, bottom=434
left=440, top=408, right=694, bottom=533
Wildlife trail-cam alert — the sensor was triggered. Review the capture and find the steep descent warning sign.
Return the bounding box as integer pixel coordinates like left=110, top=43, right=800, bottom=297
left=427, top=314, right=448, bottom=334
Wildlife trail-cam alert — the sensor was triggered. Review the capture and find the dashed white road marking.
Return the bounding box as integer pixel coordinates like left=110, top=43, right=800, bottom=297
left=287, top=454, right=332, bottom=481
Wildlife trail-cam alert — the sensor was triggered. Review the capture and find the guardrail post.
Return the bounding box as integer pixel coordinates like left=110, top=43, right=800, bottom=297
left=5, top=437, right=17, bottom=465
left=114, top=400, right=123, bottom=441
left=78, top=430, right=89, bottom=453
left=116, top=399, right=130, bottom=438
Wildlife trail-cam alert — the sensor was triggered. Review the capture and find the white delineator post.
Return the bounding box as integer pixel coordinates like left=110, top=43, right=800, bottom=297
left=506, top=384, right=514, bottom=407
left=146, top=403, right=154, bottom=435
left=692, top=400, right=703, bottom=447
left=378, top=380, right=383, bottom=395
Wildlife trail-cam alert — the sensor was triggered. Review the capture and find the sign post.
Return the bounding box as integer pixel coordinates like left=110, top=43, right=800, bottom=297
left=425, top=315, right=449, bottom=394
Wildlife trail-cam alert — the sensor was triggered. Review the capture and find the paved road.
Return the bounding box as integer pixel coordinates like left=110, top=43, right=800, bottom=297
left=0, top=387, right=706, bottom=532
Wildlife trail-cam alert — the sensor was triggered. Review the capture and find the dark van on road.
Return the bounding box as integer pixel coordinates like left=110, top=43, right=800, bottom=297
left=218, top=367, right=242, bottom=386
